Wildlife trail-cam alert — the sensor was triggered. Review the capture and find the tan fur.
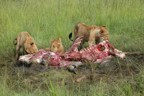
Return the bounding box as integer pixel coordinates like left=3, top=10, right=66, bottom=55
left=45, top=38, right=64, bottom=54
left=14, top=32, right=38, bottom=60
left=70, top=23, right=109, bottom=47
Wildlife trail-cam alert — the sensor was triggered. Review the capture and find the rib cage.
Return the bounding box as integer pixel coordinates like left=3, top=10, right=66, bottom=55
left=64, top=37, right=116, bottom=62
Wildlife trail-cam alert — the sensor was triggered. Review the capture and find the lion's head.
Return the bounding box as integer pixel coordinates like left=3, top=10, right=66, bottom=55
left=98, top=26, right=109, bottom=40
left=50, top=38, right=64, bottom=54
left=24, top=37, right=38, bottom=54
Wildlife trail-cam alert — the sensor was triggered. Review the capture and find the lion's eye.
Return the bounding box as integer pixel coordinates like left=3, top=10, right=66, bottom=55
left=30, top=42, right=34, bottom=45
left=100, top=31, right=104, bottom=33
left=57, top=44, right=60, bottom=48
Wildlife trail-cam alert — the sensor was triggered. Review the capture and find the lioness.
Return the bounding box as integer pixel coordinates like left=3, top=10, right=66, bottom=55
left=14, top=32, right=38, bottom=60
left=45, top=38, right=64, bottom=54
left=69, top=23, right=109, bottom=47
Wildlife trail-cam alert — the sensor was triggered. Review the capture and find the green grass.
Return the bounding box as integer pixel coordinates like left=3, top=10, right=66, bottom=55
left=0, top=0, right=144, bottom=96
left=0, top=0, right=144, bottom=55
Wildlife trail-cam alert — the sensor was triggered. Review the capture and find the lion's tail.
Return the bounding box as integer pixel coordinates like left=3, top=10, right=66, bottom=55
left=69, top=32, right=73, bottom=41
left=13, top=38, right=17, bottom=45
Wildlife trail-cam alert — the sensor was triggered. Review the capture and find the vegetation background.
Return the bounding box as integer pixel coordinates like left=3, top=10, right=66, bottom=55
left=0, top=0, right=144, bottom=96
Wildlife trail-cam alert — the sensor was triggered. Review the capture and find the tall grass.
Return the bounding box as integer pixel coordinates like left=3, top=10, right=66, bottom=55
left=0, top=0, right=144, bottom=57
left=0, top=0, right=144, bottom=95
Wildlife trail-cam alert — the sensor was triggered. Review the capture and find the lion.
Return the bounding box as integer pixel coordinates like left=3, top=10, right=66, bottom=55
left=14, top=32, right=38, bottom=60
left=69, top=23, right=109, bottom=48
left=45, top=37, right=64, bottom=54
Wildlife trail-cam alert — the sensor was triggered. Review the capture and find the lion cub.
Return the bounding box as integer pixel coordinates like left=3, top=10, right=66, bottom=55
left=69, top=23, right=109, bottom=47
left=45, top=38, right=64, bottom=54
left=14, top=32, right=38, bottom=60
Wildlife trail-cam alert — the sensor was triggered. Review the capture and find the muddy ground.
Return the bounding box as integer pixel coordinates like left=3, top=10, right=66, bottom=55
left=0, top=54, right=144, bottom=89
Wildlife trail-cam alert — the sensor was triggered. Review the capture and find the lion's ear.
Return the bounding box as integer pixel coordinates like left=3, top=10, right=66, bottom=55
left=102, top=26, right=106, bottom=27
left=58, top=38, right=61, bottom=42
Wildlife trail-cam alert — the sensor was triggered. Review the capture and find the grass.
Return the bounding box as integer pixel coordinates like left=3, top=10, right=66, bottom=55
left=0, top=0, right=144, bottom=96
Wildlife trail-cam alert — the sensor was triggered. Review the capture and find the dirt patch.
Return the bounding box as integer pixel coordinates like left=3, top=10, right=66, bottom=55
left=0, top=54, right=144, bottom=87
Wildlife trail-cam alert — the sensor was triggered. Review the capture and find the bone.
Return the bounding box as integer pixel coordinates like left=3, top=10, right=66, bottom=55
left=19, top=54, right=33, bottom=64
left=76, top=75, right=87, bottom=83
